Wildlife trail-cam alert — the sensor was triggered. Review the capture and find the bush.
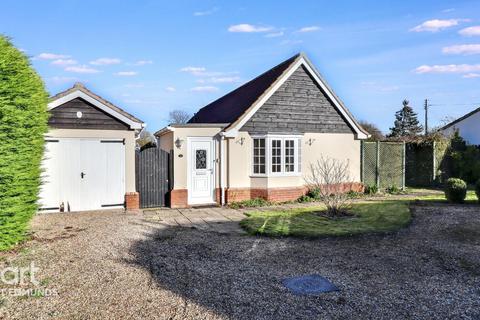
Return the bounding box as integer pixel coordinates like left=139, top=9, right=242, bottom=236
left=229, top=198, right=271, bottom=209
left=364, top=184, right=378, bottom=195
left=306, top=188, right=321, bottom=200
left=0, top=36, right=48, bottom=251
left=297, top=195, right=313, bottom=203
left=385, top=185, right=401, bottom=194
left=476, top=180, right=480, bottom=203
left=444, top=178, right=467, bottom=204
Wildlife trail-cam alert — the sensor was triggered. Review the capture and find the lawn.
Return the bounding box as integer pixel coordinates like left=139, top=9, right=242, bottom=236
left=240, top=201, right=412, bottom=237
left=407, top=188, right=478, bottom=203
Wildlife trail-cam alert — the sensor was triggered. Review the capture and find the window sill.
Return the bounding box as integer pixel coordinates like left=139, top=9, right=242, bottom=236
left=249, top=173, right=302, bottom=178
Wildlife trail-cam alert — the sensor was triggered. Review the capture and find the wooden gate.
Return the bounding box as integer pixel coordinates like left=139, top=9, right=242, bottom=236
left=136, top=146, right=171, bottom=208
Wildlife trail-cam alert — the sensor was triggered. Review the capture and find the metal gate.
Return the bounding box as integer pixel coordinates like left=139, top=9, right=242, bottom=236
left=136, top=146, right=171, bottom=208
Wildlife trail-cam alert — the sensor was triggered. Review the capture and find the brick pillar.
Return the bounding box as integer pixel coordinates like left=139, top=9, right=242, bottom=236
left=125, top=192, right=140, bottom=210
left=170, top=189, right=188, bottom=208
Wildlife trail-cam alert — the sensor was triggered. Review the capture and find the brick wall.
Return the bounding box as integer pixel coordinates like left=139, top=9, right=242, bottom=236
left=170, top=189, right=188, bottom=208
left=125, top=192, right=140, bottom=210
left=225, top=183, right=364, bottom=204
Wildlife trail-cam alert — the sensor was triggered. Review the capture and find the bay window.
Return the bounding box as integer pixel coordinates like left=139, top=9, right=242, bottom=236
left=252, top=136, right=302, bottom=176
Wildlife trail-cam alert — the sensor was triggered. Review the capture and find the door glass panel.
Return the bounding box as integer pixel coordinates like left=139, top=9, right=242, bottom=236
left=196, top=149, right=207, bottom=169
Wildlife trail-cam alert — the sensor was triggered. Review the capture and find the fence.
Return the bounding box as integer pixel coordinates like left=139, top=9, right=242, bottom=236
left=361, top=141, right=405, bottom=189
left=361, top=140, right=451, bottom=189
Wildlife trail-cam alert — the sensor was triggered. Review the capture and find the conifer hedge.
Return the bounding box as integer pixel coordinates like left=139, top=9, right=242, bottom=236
left=0, top=35, right=48, bottom=250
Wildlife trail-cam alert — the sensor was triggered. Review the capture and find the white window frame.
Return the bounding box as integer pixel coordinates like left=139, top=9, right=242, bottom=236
left=251, top=135, right=302, bottom=177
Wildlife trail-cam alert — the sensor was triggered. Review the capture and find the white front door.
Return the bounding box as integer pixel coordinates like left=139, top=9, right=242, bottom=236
left=39, top=138, right=125, bottom=212
left=188, top=138, right=215, bottom=205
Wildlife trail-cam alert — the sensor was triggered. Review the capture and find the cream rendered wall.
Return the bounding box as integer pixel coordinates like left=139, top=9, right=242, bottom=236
left=442, top=111, right=480, bottom=145
left=170, top=127, right=223, bottom=189
left=45, top=129, right=137, bottom=192
left=158, top=131, right=173, bottom=152
left=226, top=132, right=361, bottom=189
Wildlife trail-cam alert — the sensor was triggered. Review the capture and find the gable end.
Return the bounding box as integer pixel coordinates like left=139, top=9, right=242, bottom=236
left=240, top=66, right=355, bottom=135
left=48, top=97, right=130, bottom=130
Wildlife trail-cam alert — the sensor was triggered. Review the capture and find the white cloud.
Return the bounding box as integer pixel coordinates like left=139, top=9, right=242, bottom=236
left=36, top=53, right=70, bottom=60
left=442, top=44, right=480, bottom=55
left=90, top=58, right=121, bottom=65
left=414, top=64, right=480, bottom=74
left=197, top=76, right=240, bottom=84
left=65, top=65, right=100, bottom=74
left=165, top=86, right=176, bottom=92
left=360, top=81, right=399, bottom=92
left=191, top=86, right=219, bottom=92
left=280, top=39, right=303, bottom=45
left=265, top=31, right=284, bottom=38
left=133, top=60, right=153, bottom=66
left=180, top=66, right=207, bottom=75
left=298, top=26, right=321, bottom=33
left=124, top=83, right=144, bottom=88
left=51, top=59, right=77, bottom=66
left=463, top=73, right=480, bottom=78
left=48, top=76, right=79, bottom=84
left=228, top=24, right=273, bottom=33
left=115, top=71, right=138, bottom=76
left=194, top=7, right=218, bottom=16
left=410, top=19, right=467, bottom=32
left=459, top=26, right=480, bottom=36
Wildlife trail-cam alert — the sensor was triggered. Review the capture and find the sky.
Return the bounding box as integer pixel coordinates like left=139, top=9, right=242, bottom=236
left=2, top=0, right=480, bottom=133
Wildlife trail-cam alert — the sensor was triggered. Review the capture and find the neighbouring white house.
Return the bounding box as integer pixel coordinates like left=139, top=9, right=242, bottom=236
left=440, top=106, right=480, bottom=145
left=39, top=83, right=144, bottom=212
left=156, top=53, right=369, bottom=208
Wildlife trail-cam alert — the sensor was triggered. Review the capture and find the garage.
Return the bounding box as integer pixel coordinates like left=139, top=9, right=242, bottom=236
left=39, top=83, right=144, bottom=212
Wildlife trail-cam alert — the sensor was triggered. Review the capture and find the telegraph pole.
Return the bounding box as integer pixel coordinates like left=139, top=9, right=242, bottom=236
left=424, top=99, right=428, bottom=135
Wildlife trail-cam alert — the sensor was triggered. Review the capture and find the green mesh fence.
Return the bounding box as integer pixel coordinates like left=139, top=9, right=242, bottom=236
left=362, top=142, right=405, bottom=189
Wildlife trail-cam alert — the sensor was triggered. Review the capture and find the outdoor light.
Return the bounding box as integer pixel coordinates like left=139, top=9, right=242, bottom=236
left=175, top=138, right=184, bottom=149
left=76, top=111, right=83, bottom=118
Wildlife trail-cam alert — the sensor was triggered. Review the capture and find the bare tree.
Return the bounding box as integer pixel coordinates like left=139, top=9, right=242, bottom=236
left=304, top=156, right=353, bottom=217
left=359, top=121, right=385, bottom=141
left=169, top=110, right=191, bottom=124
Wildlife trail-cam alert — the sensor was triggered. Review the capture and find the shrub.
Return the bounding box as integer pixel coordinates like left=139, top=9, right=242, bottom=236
left=346, top=190, right=363, bottom=199
left=297, top=195, right=313, bottom=203
left=229, top=198, right=271, bottom=209
left=0, top=36, right=48, bottom=251
left=364, top=184, right=378, bottom=195
left=444, top=178, right=467, bottom=204
left=475, top=180, right=480, bottom=203
left=385, top=185, right=401, bottom=194
left=306, top=188, right=321, bottom=200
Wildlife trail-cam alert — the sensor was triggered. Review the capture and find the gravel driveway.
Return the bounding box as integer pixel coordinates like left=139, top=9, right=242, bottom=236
left=1, top=204, right=479, bottom=319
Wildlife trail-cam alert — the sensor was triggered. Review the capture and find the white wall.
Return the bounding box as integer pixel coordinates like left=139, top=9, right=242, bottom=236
left=442, top=111, right=480, bottom=145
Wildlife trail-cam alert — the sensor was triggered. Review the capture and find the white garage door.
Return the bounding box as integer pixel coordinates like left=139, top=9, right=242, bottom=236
left=39, top=138, right=126, bottom=212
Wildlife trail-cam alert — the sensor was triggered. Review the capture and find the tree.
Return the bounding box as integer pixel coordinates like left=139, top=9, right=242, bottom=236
left=388, top=99, right=423, bottom=139
left=304, top=156, right=352, bottom=217
left=0, top=36, right=49, bottom=250
left=359, top=121, right=385, bottom=141
left=169, top=110, right=191, bottom=124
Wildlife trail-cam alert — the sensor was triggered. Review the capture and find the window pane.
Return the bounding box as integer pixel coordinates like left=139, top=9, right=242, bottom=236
left=253, top=138, right=266, bottom=174
left=196, top=149, right=207, bottom=169
left=271, top=139, right=282, bottom=173
left=285, top=140, right=295, bottom=172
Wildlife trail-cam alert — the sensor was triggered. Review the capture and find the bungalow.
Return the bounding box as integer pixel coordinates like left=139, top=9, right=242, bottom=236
left=156, top=53, right=369, bottom=208
left=440, top=106, right=480, bottom=145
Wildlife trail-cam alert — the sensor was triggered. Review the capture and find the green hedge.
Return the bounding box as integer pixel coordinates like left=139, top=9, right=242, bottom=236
left=0, top=35, right=48, bottom=251
left=475, top=180, right=480, bottom=204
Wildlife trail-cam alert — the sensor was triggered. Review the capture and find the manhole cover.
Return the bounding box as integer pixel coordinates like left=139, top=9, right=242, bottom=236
left=283, top=274, right=339, bottom=295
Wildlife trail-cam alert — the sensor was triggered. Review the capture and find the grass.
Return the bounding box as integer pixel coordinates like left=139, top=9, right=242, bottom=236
left=240, top=201, right=412, bottom=238
left=410, top=189, right=478, bottom=203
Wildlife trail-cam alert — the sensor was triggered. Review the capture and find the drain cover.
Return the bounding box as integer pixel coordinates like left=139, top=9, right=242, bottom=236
left=283, top=274, right=339, bottom=295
